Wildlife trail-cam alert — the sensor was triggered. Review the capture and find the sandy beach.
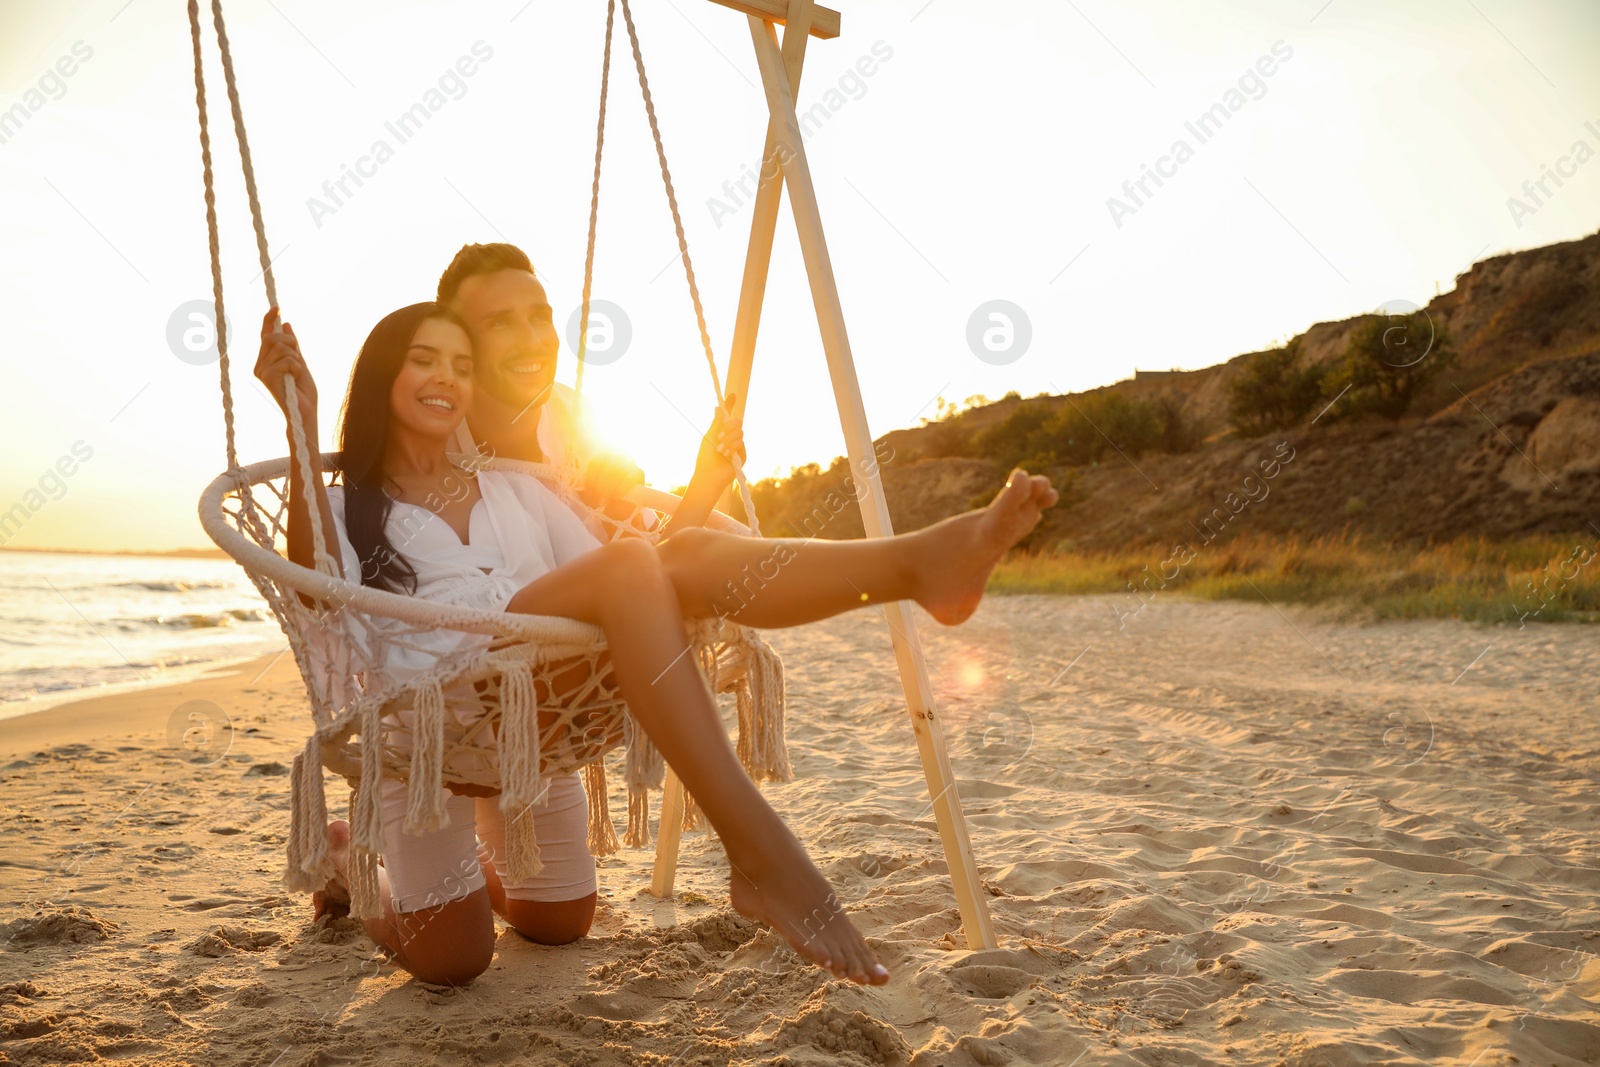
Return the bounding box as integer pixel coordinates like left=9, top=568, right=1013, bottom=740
left=2, top=594, right=1597, bottom=1066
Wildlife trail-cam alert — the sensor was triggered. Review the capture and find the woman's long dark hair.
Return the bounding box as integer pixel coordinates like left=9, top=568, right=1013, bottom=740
left=337, top=302, right=467, bottom=594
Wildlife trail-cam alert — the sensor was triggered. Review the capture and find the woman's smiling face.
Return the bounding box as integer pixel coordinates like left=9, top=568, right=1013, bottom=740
left=388, top=316, right=474, bottom=441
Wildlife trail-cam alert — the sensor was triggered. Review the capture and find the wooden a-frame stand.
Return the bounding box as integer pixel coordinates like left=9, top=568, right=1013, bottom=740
left=648, top=0, right=997, bottom=951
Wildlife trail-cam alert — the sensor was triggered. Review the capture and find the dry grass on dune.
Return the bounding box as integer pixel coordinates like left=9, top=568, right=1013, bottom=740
left=990, top=531, right=1600, bottom=624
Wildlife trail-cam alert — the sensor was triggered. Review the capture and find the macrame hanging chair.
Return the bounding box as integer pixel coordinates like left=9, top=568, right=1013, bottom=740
left=188, top=0, right=788, bottom=922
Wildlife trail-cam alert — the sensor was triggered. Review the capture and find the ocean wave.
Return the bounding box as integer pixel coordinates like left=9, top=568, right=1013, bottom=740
left=153, top=608, right=271, bottom=629
left=101, top=609, right=272, bottom=631
left=115, top=579, right=232, bottom=593
left=0, top=644, right=282, bottom=708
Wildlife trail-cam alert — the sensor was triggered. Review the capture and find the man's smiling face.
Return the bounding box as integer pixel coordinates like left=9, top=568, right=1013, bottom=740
left=451, top=268, right=559, bottom=416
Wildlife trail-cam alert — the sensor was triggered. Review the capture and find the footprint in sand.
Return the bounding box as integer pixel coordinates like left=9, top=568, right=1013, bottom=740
left=140, top=842, right=198, bottom=862
left=174, top=893, right=291, bottom=918
left=827, top=852, right=913, bottom=883
left=43, top=743, right=109, bottom=762
left=187, top=925, right=283, bottom=956
left=946, top=963, right=1033, bottom=1000
left=942, top=947, right=1061, bottom=1002
left=177, top=897, right=241, bottom=912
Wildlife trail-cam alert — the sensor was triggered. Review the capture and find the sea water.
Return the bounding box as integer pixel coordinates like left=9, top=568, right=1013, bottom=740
left=0, top=551, right=283, bottom=718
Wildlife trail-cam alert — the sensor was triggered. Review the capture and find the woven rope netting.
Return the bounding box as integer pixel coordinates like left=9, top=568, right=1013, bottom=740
left=187, top=0, right=787, bottom=921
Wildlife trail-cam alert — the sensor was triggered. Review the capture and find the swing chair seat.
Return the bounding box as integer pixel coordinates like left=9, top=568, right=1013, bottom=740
left=199, top=452, right=789, bottom=921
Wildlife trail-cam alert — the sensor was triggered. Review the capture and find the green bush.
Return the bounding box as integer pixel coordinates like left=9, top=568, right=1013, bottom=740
left=976, top=392, right=1177, bottom=469
left=918, top=417, right=972, bottom=459
left=1053, top=392, right=1164, bottom=464
left=1325, top=312, right=1455, bottom=421
left=1152, top=391, right=1202, bottom=453
left=974, top=402, right=1055, bottom=469
left=1226, top=340, right=1325, bottom=436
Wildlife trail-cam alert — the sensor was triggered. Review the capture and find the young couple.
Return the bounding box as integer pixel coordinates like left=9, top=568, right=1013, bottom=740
left=256, top=242, right=1057, bottom=989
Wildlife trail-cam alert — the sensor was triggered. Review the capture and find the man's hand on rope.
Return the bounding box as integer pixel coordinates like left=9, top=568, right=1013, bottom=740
left=254, top=307, right=318, bottom=428
left=694, top=392, right=746, bottom=490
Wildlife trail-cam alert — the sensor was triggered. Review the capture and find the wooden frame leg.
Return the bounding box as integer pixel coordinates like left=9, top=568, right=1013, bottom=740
left=723, top=2, right=813, bottom=413
left=650, top=768, right=687, bottom=898
left=715, top=2, right=813, bottom=518
left=743, top=10, right=998, bottom=950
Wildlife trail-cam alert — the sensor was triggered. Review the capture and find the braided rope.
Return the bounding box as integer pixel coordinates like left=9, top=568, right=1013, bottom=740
left=187, top=0, right=239, bottom=472
left=575, top=0, right=617, bottom=397
left=208, top=0, right=277, bottom=309
left=283, top=378, right=341, bottom=578
left=616, top=0, right=762, bottom=535
left=191, top=0, right=333, bottom=577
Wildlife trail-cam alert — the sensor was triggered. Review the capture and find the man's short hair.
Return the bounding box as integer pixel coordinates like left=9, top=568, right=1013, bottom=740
left=436, top=242, right=535, bottom=306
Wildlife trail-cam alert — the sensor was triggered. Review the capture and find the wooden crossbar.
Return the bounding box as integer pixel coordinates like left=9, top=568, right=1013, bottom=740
left=704, top=0, right=840, bottom=38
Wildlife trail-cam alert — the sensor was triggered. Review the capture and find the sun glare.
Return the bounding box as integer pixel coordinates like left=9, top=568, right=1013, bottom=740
left=563, top=387, right=680, bottom=486
left=957, top=658, right=986, bottom=691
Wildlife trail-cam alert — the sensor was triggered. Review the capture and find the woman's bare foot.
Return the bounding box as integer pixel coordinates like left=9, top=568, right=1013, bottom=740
left=725, top=830, right=889, bottom=986
left=312, top=819, right=353, bottom=921
left=914, top=467, right=1058, bottom=625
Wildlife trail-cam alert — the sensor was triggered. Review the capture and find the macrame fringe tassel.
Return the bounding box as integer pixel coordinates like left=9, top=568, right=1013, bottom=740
left=498, top=662, right=545, bottom=882
left=622, top=711, right=664, bottom=794
left=281, top=733, right=331, bottom=893
left=694, top=625, right=721, bottom=693
left=348, top=702, right=386, bottom=921
left=621, top=708, right=664, bottom=848
left=498, top=662, right=542, bottom=808
left=625, top=784, right=652, bottom=848
left=736, top=634, right=792, bottom=783
left=404, top=680, right=450, bottom=834
left=681, top=788, right=706, bottom=832
left=584, top=761, right=619, bottom=856
left=505, top=803, right=544, bottom=881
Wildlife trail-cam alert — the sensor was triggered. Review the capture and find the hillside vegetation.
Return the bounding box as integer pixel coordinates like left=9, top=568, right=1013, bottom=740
left=739, top=229, right=1600, bottom=620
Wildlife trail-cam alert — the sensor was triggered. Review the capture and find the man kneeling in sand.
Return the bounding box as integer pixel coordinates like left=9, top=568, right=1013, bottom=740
left=407, top=242, right=742, bottom=945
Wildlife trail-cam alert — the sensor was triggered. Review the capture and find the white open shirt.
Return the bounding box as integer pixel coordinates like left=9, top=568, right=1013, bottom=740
left=323, top=468, right=603, bottom=688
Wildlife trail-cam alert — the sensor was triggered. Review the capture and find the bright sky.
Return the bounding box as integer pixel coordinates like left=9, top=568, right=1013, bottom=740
left=2, top=0, right=1598, bottom=552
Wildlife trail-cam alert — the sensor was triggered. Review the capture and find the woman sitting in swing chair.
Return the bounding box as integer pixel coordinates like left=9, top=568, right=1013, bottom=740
left=256, top=301, right=1057, bottom=988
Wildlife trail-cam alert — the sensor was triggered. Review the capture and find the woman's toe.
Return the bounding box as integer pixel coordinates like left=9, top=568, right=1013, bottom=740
left=853, top=947, right=878, bottom=984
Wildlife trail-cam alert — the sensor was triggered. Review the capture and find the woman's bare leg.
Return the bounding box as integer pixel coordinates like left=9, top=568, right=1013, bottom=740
left=509, top=469, right=1056, bottom=632
left=655, top=469, right=1057, bottom=628
left=492, top=472, right=1056, bottom=984
left=507, top=537, right=890, bottom=983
